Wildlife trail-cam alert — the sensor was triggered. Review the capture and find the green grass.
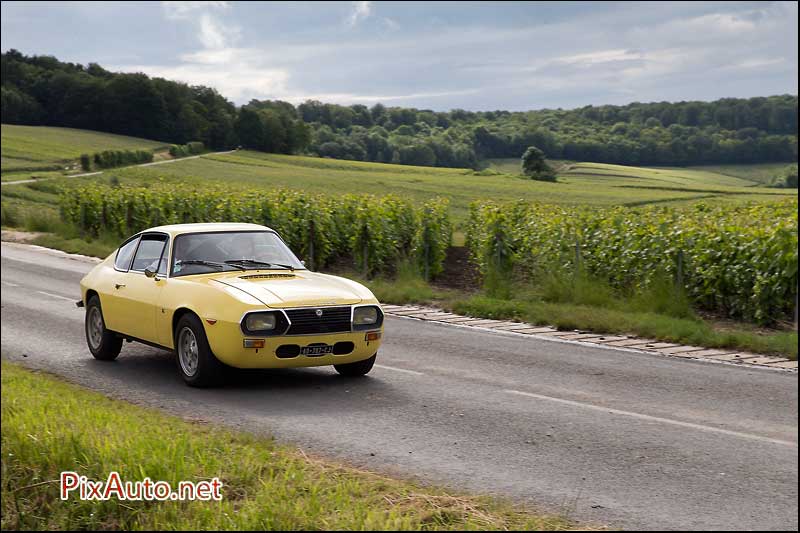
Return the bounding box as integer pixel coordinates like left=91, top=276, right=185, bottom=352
left=76, top=152, right=788, bottom=223
left=1, top=124, right=169, bottom=180
left=685, top=163, right=795, bottom=186
left=2, top=128, right=793, bottom=224
left=484, top=158, right=573, bottom=175
left=1, top=362, right=571, bottom=531
left=361, top=269, right=798, bottom=359
left=450, top=295, right=797, bottom=359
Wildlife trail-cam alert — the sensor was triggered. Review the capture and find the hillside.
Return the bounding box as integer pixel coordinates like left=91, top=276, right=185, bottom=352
left=1, top=124, right=168, bottom=181
left=3, top=137, right=794, bottom=226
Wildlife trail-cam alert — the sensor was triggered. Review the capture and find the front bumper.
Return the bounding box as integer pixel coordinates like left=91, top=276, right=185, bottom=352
left=206, top=320, right=383, bottom=369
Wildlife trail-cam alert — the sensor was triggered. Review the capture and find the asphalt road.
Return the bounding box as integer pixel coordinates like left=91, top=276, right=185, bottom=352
left=1, top=242, right=797, bottom=530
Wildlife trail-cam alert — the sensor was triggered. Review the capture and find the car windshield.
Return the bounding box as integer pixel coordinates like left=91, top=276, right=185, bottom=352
left=171, top=231, right=305, bottom=277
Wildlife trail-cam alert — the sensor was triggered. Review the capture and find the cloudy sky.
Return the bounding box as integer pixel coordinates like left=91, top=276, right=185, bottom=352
left=1, top=1, right=797, bottom=111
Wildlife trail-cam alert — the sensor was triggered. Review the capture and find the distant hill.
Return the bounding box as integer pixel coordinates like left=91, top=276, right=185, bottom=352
left=1, top=124, right=168, bottom=180
left=1, top=49, right=797, bottom=170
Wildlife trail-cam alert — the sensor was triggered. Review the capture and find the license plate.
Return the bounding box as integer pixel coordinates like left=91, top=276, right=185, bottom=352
left=300, top=344, right=333, bottom=356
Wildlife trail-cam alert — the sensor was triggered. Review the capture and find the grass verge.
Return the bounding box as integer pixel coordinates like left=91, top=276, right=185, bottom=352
left=1, top=362, right=571, bottom=530
left=364, top=270, right=798, bottom=360
left=450, top=295, right=797, bottom=359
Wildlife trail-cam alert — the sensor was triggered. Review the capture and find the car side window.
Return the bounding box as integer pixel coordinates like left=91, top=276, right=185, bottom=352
left=114, top=237, right=139, bottom=271
left=130, top=234, right=168, bottom=272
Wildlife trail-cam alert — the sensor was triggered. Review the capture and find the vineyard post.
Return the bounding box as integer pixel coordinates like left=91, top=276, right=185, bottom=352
left=308, top=218, right=315, bottom=271
left=574, top=240, right=582, bottom=278
left=361, top=222, right=369, bottom=277
left=363, top=239, right=369, bottom=276
left=675, top=249, right=684, bottom=296
left=423, top=237, right=430, bottom=281
left=794, top=278, right=798, bottom=331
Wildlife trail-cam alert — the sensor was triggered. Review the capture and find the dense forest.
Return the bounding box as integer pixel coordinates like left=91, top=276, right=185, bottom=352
left=2, top=50, right=797, bottom=168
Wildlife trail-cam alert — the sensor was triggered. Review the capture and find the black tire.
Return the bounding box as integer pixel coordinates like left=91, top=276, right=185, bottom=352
left=85, top=295, right=122, bottom=361
left=174, top=313, right=224, bottom=387
left=334, top=353, right=377, bottom=377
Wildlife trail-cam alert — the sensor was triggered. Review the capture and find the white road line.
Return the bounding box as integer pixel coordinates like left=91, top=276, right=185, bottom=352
left=504, top=389, right=797, bottom=448
left=36, top=290, right=76, bottom=302
left=375, top=364, right=424, bottom=376
left=1, top=280, right=19, bottom=287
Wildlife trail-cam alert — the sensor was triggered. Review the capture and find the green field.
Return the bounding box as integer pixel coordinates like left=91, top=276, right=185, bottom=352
left=1, top=124, right=169, bottom=181
left=91, top=151, right=796, bottom=221
left=2, top=148, right=795, bottom=232
left=487, top=158, right=794, bottom=187
left=2, top=128, right=794, bottom=229
left=3, top=127, right=793, bottom=219
left=684, top=163, right=793, bottom=186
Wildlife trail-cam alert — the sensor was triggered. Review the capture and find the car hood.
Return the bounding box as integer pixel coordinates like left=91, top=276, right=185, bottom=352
left=210, top=270, right=366, bottom=308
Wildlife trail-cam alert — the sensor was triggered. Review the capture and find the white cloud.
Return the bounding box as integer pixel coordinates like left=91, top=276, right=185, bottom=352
left=346, top=1, right=371, bottom=27
left=280, top=88, right=480, bottom=106
left=119, top=49, right=289, bottom=101
left=162, top=0, right=237, bottom=50
left=555, top=49, right=644, bottom=66
left=685, top=12, right=757, bottom=33
left=162, top=1, right=229, bottom=20
left=79, top=1, right=797, bottom=109
left=198, top=13, right=231, bottom=49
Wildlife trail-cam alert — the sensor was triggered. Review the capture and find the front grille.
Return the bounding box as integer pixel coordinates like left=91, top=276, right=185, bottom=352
left=285, top=306, right=351, bottom=335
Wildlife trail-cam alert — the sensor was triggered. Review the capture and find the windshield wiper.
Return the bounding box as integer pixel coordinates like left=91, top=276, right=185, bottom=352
left=224, top=259, right=295, bottom=271
left=177, top=260, right=245, bottom=271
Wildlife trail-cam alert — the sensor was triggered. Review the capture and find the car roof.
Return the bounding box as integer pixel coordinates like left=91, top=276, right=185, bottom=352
left=141, top=222, right=275, bottom=237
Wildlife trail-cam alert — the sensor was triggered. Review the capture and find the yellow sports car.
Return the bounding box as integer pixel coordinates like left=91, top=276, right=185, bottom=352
left=77, top=223, right=384, bottom=386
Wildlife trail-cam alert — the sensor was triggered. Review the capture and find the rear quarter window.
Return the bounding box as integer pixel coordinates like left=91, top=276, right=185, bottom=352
left=114, top=237, right=139, bottom=271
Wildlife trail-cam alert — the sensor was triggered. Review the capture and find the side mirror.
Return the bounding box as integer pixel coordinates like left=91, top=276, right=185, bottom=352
left=300, top=260, right=306, bottom=267
left=144, top=267, right=157, bottom=279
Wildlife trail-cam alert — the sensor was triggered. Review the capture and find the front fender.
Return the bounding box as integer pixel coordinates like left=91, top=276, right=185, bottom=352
left=158, top=277, right=261, bottom=348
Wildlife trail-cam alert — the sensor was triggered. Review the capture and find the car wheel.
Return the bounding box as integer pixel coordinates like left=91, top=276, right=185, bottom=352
left=174, top=314, right=224, bottom=387
left=334, top=353, right=377, bottom=377
left=85, top=295, right=122, bottom=361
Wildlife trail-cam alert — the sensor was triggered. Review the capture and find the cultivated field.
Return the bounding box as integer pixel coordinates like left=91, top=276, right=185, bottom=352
left=684, top=163, right=794, bottom=185
left=1, top=124, right=169, bottom=181
left=2, top=142, right=795, bottom=231
left=488, top=157, right=794, bottom=188
left=103, top=151, right=795, bottom=221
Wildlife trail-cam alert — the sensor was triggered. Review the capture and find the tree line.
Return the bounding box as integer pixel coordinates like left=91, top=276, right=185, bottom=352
left=1, top=50, right=797, bottom=168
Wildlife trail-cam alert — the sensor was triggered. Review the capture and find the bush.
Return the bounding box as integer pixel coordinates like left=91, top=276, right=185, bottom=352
left=90, top=149, right=153, bottom=169
left=79, top=153, right=92, bottom=171
left=170, top=142, right=204, bottom=157
left=187, top=141, right=204, bottom=154
left=1, top=203, right=20, bottom=227
left=521, top=146, right=556, bottom=181
left=773, top=164, right=798, bottom=188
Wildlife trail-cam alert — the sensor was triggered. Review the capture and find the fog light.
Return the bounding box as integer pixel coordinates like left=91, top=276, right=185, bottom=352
left=243, top=339, right=265, bottom=349
left=365, top=331, right=381, bottom=341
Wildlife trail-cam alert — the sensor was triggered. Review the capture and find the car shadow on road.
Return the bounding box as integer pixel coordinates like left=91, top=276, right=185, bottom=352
left=83, top=346, right=409, bottom=417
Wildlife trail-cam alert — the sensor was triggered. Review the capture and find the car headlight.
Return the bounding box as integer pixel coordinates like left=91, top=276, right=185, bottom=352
left=353, top=306, right=382, bottom=329
left=244, top=313, right=278, bottom=332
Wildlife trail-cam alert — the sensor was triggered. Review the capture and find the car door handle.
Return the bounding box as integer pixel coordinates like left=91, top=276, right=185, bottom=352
left=115, top=283, right=126, bottom=289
